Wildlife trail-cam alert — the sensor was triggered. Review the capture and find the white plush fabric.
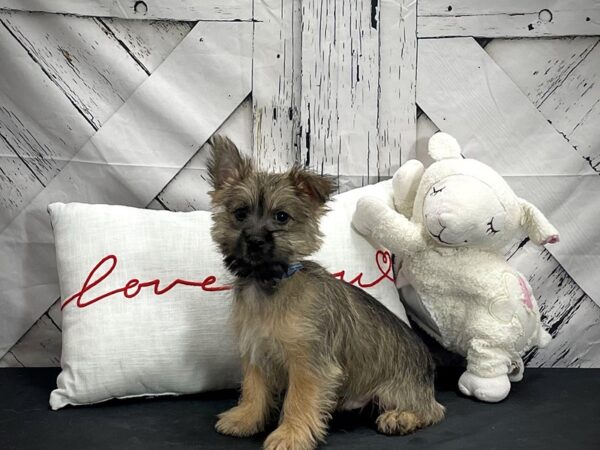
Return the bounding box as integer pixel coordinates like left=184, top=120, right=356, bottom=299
left=49, top=180, right=406, bottom=409
left=353, top=133, right=557, bottom=403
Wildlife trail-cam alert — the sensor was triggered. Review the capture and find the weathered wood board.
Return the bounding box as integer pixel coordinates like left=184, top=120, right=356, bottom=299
left=0, top=0, right=253, bottom=21
left=418, top=0, right=600, bottom=37
left=379, top=0, right=417, bottom=167
left=301, top=0, right=380, bottom=181
left=1, top=12, right=149, bottom=131
left=97, top=18, right=195, bottom=74
left=253, top=0, right=302, bottom=170
left=485, top=37, right=599, bottom=112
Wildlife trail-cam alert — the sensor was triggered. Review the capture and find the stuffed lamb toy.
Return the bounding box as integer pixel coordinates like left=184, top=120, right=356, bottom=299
left=352, top=132, right=558, bottom=403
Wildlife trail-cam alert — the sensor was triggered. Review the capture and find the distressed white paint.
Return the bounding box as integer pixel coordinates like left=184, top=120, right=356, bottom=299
left=418, top=0, right=600, bottom=37
left=98, top=18, right=194, bottom=74
left=0, top=21, right=252, bottom=359
left=417, top=37, right=600, bottom=309
left=533, top=47, right=600, bottom=172
left=0, top=132, right=43, bottom=231
left=302, top=0, right=380, bottom=181
left=486, top=37, right=600, bottom=110
left=0, top=0, right=253, bottom=21
left=379, top=0, right=417, bottom=168
left=488, top=36, right=600, bottom=195
left=253, top=0, right=302, bottom=170
left=0, top=12, right=148, bottom=130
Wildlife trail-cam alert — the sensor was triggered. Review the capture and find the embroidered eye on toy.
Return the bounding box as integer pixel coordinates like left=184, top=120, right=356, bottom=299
left=352, top=132, right=559, bottom=403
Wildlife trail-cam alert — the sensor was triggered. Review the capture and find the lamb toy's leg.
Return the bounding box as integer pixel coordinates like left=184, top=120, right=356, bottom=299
left=458, top=339, right=512, bottom=403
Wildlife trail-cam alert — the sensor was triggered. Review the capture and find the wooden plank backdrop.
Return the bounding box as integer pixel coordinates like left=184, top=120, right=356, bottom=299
left=253, top=0, right=302, bottom=170
left=418, top=0, right=600, bottom=37
left=0, top=0, right=598, bottom=368
left=379, top=0, right=417, bottom=166
left=301, top=0, right=382, bottom=183
left=0, top=0, right=253, bottom=21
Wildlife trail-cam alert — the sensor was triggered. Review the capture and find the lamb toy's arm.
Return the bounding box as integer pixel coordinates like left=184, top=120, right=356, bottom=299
left=352, top=196, right=425, bottom=257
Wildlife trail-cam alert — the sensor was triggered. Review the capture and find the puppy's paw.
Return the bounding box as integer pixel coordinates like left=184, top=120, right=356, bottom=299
left=264, top=424, right=316, bottom=450
left=215, top=405, right=264, bottom=437
left=376, top=410, right=421, bottom=435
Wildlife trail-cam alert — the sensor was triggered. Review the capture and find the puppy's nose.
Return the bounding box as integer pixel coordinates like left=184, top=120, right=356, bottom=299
left=246, top=236, right=266, bottom=253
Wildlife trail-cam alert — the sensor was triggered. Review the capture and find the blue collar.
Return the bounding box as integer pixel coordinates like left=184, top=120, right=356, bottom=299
left=281, top=262, right=304, bottom=279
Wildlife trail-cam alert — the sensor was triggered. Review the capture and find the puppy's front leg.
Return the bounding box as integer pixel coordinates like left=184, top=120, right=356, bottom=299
left=264, top=360, right=341, bottom=450
left=216, top=359, right=274, bottom=437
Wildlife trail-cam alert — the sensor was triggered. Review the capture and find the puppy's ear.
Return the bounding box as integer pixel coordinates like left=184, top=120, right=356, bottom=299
left=207, top=135, right=252, bottom=189
left=289, top=166, right=336, bottom=204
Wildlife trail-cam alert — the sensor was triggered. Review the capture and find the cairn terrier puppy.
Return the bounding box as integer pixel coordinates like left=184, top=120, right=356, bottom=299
left=208, top=136, right=444, bottom=450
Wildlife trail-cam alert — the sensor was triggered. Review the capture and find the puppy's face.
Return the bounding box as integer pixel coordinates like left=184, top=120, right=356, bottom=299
left=207, top=136, right=334, bottom=282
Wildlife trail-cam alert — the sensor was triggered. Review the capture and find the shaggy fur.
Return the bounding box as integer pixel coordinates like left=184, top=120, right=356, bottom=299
left=207, top=136, right=444, bottom=450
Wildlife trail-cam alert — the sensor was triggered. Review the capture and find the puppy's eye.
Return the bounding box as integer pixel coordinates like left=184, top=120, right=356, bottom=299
left=274, top=211, right=290, bottom=224
left=233, top=207, right=248, bottom=222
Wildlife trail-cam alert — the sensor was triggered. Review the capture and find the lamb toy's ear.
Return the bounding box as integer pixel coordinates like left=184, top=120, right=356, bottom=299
left=428, top=132, right=462, bottom=161
left=519, top=198, right=560, bottom=246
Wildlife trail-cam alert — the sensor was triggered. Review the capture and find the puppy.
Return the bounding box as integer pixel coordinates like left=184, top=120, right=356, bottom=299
left=208, top=136, right=444, bottom=450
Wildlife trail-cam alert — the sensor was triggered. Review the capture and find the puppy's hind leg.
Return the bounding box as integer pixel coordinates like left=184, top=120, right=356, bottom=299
left=375, top=380, right=445, bottom=435
left=216, top=359, right=275, bottom=437
left=264, top=361, right=342, bottom=450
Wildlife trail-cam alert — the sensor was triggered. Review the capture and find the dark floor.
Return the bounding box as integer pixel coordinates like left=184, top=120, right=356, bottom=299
left=1, top=368, right=599, bottom=449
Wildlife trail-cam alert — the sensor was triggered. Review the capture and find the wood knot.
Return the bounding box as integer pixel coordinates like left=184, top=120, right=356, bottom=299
left=134, top=1, right=148, bottom=15
left=538, top=9, right=552, bottom=23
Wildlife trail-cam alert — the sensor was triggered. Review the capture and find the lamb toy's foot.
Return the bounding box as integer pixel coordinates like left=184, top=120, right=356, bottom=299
left=458, top=372, right=511, bottom=403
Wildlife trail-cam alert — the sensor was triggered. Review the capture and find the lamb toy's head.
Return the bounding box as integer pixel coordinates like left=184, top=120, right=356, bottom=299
left=408, top=133, right=559, bottom=251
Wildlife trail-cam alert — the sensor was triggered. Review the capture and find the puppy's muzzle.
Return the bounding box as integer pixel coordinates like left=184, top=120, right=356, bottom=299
left=246, top=236, right=266, bottom=255
left=243, top=232, right=273, bottom=259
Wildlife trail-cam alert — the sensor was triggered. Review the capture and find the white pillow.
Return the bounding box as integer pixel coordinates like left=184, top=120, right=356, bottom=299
left=48, top=180, right=406, bottom=409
